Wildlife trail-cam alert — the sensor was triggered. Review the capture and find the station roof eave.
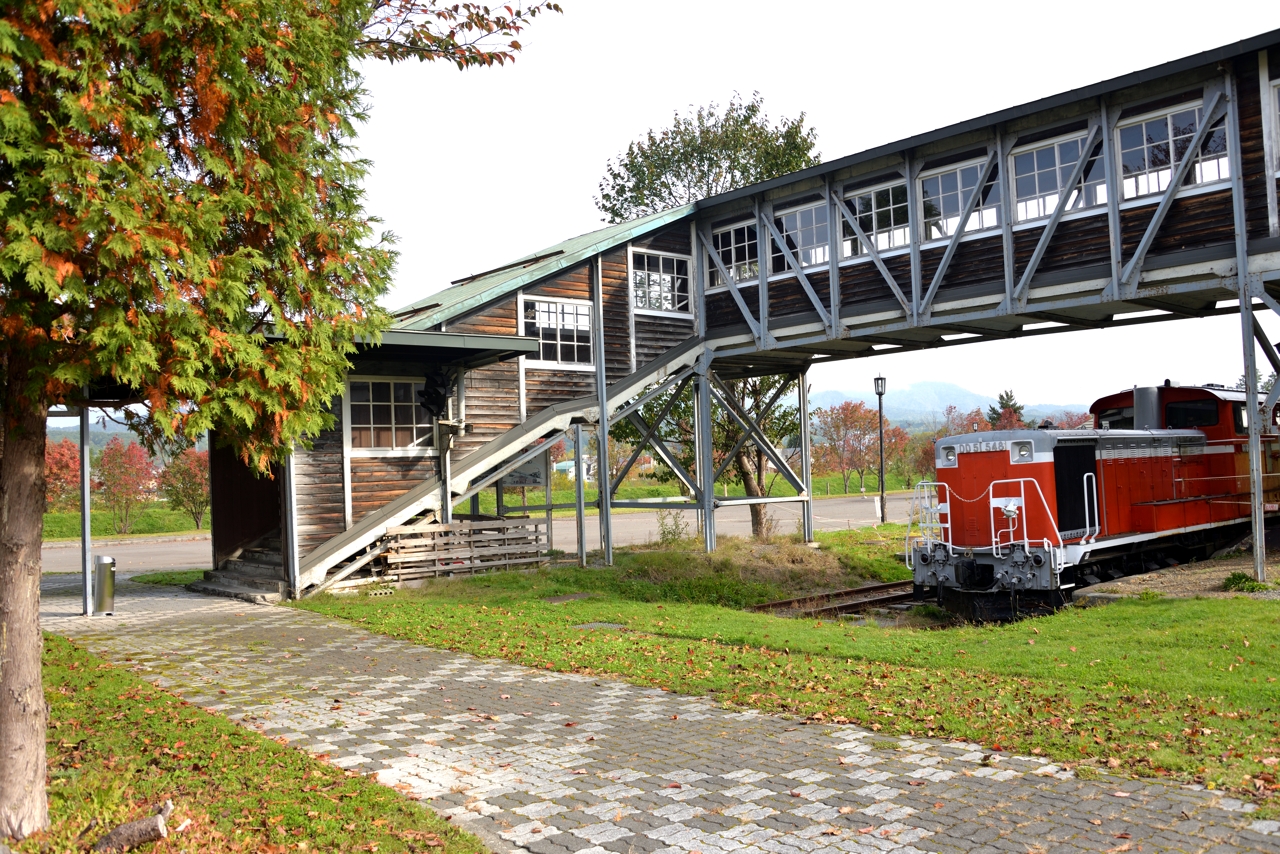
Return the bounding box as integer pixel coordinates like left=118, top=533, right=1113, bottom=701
left=391, top=204, right=697, bottom=332
left=349, top=328, right=539, bottom=376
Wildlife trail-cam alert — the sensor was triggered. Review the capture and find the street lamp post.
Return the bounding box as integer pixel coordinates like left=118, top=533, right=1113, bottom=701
left=874, top=375, right=886, bottom=524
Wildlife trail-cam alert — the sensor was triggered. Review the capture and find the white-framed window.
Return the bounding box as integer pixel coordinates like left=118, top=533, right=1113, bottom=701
left=843, top=181, right=910, bottom=255
left=920, top=160, right=1002, bottom=241
left=709, top=222, right=759, bottom=288
left=1012, top=133, right=1107, bottom=221
left=522, top=297, right=594, bottom=368
left=631, top=251, right=691, bottom=314
left=1117, top=103, right=1229, bottom=199
left=770, top=201, right=830, bottom=272
left=347, top=378, right=434, bottom=453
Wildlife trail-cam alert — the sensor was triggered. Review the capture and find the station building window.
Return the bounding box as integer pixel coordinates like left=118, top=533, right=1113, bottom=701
left=770, top=202, right=830, bottom=272
left=523, top=298, right=593, bottom=367
left=920, top=161, right=1002, bottom=241
left=1012, top=134, right=1107, bottom=221
left=1118, top=104, right=1229, bottom=199
left=631, top=251, right=691, bottom=314
left=843, top=181, right=910, bottom=255
left=348, top=379, right=433, bottom=450
left=709, top=222, right=759, bottom=288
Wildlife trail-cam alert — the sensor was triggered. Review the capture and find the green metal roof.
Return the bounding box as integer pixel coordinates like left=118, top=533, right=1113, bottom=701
left=391, top=204, right=695, bottom=331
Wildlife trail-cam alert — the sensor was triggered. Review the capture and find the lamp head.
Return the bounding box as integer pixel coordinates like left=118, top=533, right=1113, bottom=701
left=873, top=375, right=886, bottom=396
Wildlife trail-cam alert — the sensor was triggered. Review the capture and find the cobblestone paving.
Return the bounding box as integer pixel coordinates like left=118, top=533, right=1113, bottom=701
left=41, top=577, right=1280, bottom=853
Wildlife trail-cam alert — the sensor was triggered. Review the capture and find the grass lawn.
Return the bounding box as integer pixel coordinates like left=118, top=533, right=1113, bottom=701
left=43, top=506, right=202, bottom=542
left=292, top=535, right=1280, bottom=812
left=132, top=569, right=208, bottom=586
left=15, top=634, right=483, bottom=853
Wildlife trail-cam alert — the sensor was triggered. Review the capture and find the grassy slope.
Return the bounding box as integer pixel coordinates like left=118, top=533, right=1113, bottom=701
left=43, top=507, right=201, bottom=541
left=292, top=545, right=1280, bottom=809
left=19, top=635, right=484, bottom=854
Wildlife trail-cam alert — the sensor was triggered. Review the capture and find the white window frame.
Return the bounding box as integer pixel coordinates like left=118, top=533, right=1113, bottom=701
left=706, top=220, right=760, bottom=293
left=1010, top=129, right=1108, bottom=223
left=629, top=249, right=693, bottom=318
left=769, top=200, right=831, bottom=274
left=518, top=294, right=596, bottom=372
left=1116, top=100, right=1229, bottom=201
left=918, top=157, right=1002, bottom=245
left=841, top=179, right=911, bottom=258
left=343, top=375, right=437, bottom=459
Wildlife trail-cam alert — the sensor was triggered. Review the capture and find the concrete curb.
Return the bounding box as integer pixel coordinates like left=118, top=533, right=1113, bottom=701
left=1072, top=589, right=1125, bottom=607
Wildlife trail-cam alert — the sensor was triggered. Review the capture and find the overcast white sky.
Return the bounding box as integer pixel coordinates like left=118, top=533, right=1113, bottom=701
left=355, top=0, right=1280, bottom=408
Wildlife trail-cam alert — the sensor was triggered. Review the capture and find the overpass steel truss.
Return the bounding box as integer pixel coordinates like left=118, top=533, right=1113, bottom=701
left=683, top=56, right=1280, bottom=581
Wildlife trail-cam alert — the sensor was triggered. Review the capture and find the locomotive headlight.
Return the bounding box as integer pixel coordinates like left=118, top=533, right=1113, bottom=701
left=1018, top=445, right=1029, bottom=458
left=945, top=449, right=956, bottom=462
left=1011, top=441, right=1033, bottom=462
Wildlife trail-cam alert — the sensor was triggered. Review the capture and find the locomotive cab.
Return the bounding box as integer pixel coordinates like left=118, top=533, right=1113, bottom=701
left=909, top=384, right=1275, bottom=619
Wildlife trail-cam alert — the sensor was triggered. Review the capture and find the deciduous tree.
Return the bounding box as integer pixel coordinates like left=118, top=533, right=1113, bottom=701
left=0, top=0, right=557, bottom=838
left=94, top=438, right=155, bottom=535
left=595, top=93, right=819, bottom=224
left=159, top=448, right=211, bottom=530
left=812, top=401, right=879, bottom=493
left=43, top=439, right=81, bottom=513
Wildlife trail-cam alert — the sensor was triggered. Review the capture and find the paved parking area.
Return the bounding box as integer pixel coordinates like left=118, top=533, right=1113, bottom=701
left=41, top=577, right=1280, bottom=853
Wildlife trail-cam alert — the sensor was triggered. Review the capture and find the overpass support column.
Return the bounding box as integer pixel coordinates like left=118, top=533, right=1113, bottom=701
left=695, top=370, right=716, bottom=554
left=798, top=371, right=815, bottom=544
left=1228, top=67, right=1267, bottom=583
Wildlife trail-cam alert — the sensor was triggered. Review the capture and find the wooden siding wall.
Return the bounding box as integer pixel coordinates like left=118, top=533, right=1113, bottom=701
left=446, top=299, right=521, bottom=458
left=351, top=456, right=438, bottom=523
left=705, top=61, right=1272, bottom=335
left=293, top=402, right=346, bottom=558
left=635, top=315, right=696, bottom=369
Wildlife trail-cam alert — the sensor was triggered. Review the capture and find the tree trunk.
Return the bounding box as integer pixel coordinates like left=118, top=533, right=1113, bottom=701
left=0, top=350, right=50, bottom=841
left=734, top=448, right=766, bottom=538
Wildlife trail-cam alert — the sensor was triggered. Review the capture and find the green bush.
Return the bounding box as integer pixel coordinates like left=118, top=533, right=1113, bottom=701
left=1223, top=571, right=1271, bottom=593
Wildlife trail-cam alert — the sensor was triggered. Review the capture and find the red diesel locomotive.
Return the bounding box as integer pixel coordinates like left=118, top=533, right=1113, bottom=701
left=908, top=383, right=1278, bottom=618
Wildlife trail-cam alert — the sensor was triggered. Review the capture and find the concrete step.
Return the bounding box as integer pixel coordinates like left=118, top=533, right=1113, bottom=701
left=187, top=579, right=282, bottom=605
left=202, top=570, right=287, bottom=595
left=221, top=558, right=286, bottom=580
left=240, top=548, right=283, bottom=566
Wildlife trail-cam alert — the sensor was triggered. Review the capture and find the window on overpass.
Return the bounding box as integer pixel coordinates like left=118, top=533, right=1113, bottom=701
left=1118, top=104, right=1229, bottom=199
left=920, top=160, right=1002, bottom=241
left=843, top=181, right=910, bottom=255
left=771, top=202, right=830, bottom=272
left=1012, top=133, right=1107, bottom=221
left=709, top=222, right=760, bottom=289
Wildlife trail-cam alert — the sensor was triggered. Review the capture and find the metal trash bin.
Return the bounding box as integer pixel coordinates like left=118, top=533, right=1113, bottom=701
left=93, top=555, right=115, bottom=615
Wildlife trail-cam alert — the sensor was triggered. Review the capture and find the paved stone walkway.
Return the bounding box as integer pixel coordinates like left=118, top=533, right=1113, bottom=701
left=41, top=576, right=1280, bottom=854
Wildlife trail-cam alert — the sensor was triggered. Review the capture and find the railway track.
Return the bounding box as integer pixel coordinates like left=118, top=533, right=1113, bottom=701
left=750, top=581, right=916, bottom=618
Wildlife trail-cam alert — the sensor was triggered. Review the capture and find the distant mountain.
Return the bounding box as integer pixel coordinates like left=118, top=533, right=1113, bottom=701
left=809, top=382, right=1088, bottom=431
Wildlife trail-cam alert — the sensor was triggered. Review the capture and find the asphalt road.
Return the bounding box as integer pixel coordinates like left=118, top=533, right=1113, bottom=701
left=39, top=492, right=914, bottom=576
left=42, top=536, right=213, bottom=575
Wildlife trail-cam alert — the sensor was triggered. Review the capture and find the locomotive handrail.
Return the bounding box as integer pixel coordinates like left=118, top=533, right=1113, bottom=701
left=988, top=478, right=1063, bottom=559
left=1082, top=472, right=1100, bottom=545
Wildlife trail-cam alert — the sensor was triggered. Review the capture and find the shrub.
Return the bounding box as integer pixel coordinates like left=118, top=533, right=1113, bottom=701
left=159, top=448, right=210, bottom=529
left=44, top=438, right=81, bottom=512
left=95, top=437, right=155, bottom=534
left=1223, top=571, right=1270, bottom=593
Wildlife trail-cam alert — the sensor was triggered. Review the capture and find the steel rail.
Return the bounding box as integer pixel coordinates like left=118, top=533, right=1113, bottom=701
left=750, top=581, right=915, bottom=615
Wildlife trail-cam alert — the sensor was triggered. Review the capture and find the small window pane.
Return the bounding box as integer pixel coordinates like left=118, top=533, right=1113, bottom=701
left=371, top=403, right=392, bottom=425
left=349, top=381, right=370, bottom=403
left=351, top=427, right=372, bottom=448
left=373, top=426, right=393, bottom=447
left=371, top=382, right=391, bottom=403
left=394, top=427, right=415, bottom=447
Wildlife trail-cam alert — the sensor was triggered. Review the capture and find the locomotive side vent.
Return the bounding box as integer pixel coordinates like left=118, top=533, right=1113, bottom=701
left=1053, top=440, right=1098, bottom=538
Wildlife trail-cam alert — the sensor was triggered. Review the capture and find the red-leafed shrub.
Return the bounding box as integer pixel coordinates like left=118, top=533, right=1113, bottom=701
left=95, top=437, right=155, bottom=534
left=159, top=449, right=211, bottom=530
left=44, top=439, right=81, bottom=512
